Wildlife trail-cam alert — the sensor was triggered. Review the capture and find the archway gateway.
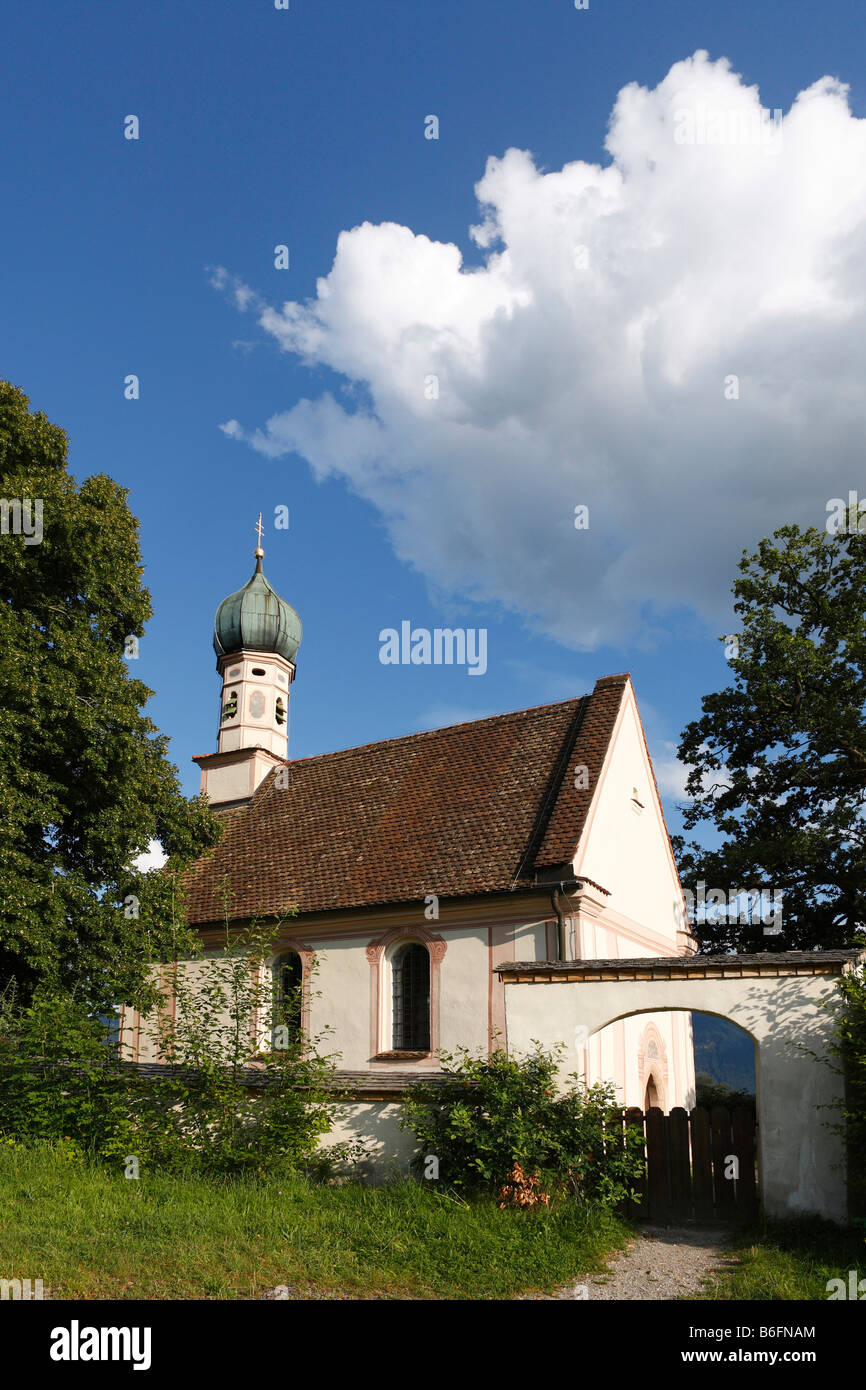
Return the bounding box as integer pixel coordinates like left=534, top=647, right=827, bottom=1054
left=496, top=950, right=863, bottom=1225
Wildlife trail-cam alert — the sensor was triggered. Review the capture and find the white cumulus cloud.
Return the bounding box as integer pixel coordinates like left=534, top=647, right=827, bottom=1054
left=215, top=51, right=866, bottom=649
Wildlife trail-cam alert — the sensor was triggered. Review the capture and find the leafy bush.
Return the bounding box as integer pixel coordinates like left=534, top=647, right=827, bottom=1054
left=399, top=1044, right=645, bottom=1207
left=832, top=950, right=866, bottom=1218
left=0, top=983, right=140, bottom=1155
left=0, top=926, right=365, bottom=1178
left=147, top=924, right=363, bottom=1176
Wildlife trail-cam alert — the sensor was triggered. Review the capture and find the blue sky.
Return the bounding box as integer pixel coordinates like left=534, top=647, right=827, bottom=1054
left=3, top=0, right=865, bottom=836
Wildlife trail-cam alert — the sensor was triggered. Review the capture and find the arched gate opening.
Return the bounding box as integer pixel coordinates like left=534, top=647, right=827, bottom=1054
left=496, top=950, right=862, bottom=1225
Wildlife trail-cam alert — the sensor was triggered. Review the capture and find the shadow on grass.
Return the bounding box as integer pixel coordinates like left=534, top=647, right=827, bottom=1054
left=690, top=1215, right=865, bottom=1301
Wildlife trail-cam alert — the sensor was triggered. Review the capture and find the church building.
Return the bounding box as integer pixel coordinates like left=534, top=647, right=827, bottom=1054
left=123, top=540, right=696, bottom=1168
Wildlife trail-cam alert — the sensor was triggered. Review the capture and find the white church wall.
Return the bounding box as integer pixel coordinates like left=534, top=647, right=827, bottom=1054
left=535, top=1003, right=694, bottom=1112
left=438, top=928, right=490, bottom=1057
left=574, top=683, right=687, bottom=951
left=306, top=939, right=371, bottom=1069
left=307, top=926, right=496, bottom=1066
left=320, top=1102, right=419, bottom=1180
left=125, top=952, right=244, bottom=1065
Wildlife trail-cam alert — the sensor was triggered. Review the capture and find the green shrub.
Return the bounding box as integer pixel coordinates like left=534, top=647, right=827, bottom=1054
left=398, top=1044, right=645, bottom=1206
left=0, top=926, right=364, bottom=1178
left=147, top=924, right=360, bottom=1176
left=0, top=984, right=139, bottom=1155
left=832, top=950, right=866, bottom=1218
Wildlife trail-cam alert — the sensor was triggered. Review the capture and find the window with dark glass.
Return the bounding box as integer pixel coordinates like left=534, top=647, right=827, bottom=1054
left=273, top=951, right=302, bottom=1044
left=97, top=1010, right=121, bottom=1057
left=391, top=943, right=430, bottom=1050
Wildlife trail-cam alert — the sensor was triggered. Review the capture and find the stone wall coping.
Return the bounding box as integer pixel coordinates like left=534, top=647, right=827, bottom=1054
left=494, top=949, right=863, bottom=981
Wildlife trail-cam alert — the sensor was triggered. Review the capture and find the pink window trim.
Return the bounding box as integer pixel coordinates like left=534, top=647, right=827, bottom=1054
left=252, top=938, right=316, bottom=1046
left=365, top=925, right=447, bottom=1062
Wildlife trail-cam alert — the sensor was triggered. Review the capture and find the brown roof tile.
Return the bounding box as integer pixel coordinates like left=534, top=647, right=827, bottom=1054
left=181, top=676, right=629, bottom=925
left=534, top=673, right=628, bottom=866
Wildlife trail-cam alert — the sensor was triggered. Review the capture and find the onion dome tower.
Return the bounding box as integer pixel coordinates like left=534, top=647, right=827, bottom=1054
left=194, top=519, right=301, bottom=808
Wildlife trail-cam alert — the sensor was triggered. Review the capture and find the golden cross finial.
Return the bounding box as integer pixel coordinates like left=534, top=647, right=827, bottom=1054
left=255, top=512, right=265, bottom=549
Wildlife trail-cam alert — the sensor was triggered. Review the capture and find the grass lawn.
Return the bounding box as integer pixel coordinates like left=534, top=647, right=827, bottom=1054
left=695, top=1219, right=865, bottom=1300
left=0, top=1141, right=633, bottom=1300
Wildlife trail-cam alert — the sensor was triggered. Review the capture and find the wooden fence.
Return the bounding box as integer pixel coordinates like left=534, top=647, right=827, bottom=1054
left=615, top=1104, right=758, bottom=1224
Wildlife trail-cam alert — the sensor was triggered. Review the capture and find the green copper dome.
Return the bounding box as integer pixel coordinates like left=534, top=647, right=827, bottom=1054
left=213, top=553, right=302, bottom=664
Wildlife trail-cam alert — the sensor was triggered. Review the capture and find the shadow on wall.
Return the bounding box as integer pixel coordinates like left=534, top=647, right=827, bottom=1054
left=322, top=1100, right=419, bottom=1184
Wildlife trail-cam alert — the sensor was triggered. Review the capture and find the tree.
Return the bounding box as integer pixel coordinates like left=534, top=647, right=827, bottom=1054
left=0, top=381, right=221, bottom=1011
left=675, top=518, right=866, bottom=953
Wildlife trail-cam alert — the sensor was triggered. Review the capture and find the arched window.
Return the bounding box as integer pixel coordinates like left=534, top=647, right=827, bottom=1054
left=273, top=951, right=303, bottom=1045
left=644, top=1073, right=661, bottom=1111
left=391, top=943, right=430, bottom=1051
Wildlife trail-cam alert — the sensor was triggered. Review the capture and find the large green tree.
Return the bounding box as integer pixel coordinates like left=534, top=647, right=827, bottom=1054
left=0, top=382, right=221, bottom=1011
left=676, top=519, right=866, bottom=953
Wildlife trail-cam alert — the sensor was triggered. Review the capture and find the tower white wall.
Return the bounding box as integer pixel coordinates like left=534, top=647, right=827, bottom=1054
left=216, top=648, right=295, bottom=759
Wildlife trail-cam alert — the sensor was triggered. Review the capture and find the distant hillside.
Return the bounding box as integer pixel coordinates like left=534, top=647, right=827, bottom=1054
left=691, top=1013, right=756, bottom=1094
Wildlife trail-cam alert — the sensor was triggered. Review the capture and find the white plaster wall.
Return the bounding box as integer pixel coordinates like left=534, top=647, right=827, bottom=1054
left=320, top=1102, right=419, bottom=1181
left=127, top=954, right=243, bottom=1064
left=619, top=1010, right=696, bottom=1110
left=575, top=687, right=683, bottom=946
left=504, top=973, right=849, bottom=1223
left=539, top=1003, right=695, bottom=1111
left=306, top=941, right=370, bottom=1068
left=438, top=928, right=491, bottom=1056
left=508, top=918, right=549, bottom=966
left=126, top=917, right=572, bottom=1071
left=204, top=758, right=251, bottom=804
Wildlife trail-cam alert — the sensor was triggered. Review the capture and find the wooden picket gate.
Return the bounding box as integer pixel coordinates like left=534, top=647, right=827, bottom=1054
left=614, top=1105, right=758, bottom=1224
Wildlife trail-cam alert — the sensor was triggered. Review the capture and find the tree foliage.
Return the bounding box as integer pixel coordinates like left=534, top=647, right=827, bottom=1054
left=829, top=950, right=866, bottom=1219
left=0, top=381, right=221, bottom=1010
left=675, top=521, right=866, bottom=952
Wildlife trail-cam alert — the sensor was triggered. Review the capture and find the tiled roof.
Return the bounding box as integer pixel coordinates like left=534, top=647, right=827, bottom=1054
left=535, top=674, right=628, bottom=866
left=181, top=675, right=630, bottom=925
left=495, top=951, right=863, bottom=979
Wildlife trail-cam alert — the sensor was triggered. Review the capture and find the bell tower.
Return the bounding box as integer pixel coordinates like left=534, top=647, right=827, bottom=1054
left=194, top=518, right=302, bottom=808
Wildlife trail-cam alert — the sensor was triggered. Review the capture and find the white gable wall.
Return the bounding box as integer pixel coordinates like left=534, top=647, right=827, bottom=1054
left=574, top=680, right=686, bottom=951
left=572, top=681, right=695, bottom=1110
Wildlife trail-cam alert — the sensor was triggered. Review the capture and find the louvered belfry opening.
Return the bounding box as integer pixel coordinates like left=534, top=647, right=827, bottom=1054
left=392, top=943, right=431, bottom=1050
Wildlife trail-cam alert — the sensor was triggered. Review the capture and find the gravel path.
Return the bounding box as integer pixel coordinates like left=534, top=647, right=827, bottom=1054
left=521, top=1224, right=737, bottom=1300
